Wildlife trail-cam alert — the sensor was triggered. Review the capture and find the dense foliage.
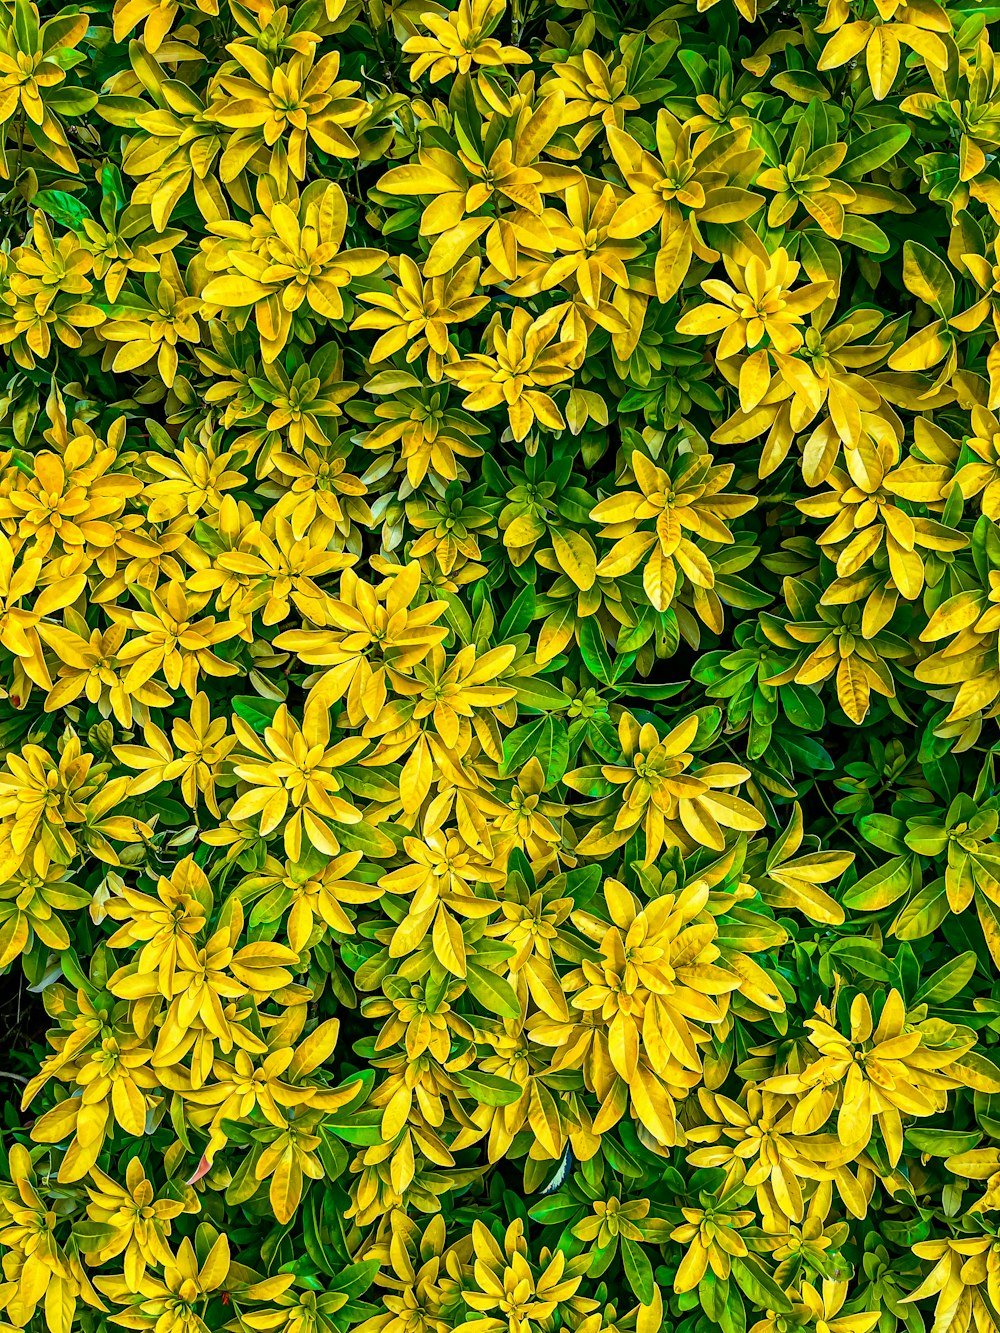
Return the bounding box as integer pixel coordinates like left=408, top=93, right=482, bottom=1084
left=6, top=0, right=1000, bottom=1332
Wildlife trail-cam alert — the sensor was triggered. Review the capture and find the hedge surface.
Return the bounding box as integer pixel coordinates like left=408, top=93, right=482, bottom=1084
left=1, top=0, right=1000, bottom=1332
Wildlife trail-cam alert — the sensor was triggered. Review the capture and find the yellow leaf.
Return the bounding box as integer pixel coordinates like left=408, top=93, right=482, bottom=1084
left=837, top=654, right=871, bottom=724
left=866, top=24, right=900, bottom=101
left=400, top=735, right=432, bottom=813
left=432, top=906, right=466, bottom=977
left=642, top=543, right=675, bottom=611
left=818, top=19, right=873, bottom=70
left=288, top=1018, right=341, bottom=1079
left=202, top=275, right=273, bottom=307
left=654, top=226, right=693, bottom=302
left=739, top=348, right=772, bottom=413
left=597, top=531, right=657, bottom=578
left=424, top=217, right=491, bottom=277
left=528, top=1079, right=562, bottom=1158
left=551, top=528, right=596, bottom=591
left=270, top=1155, right=303, bottom=1225
left=44, top=1277, right=75, bottom=1333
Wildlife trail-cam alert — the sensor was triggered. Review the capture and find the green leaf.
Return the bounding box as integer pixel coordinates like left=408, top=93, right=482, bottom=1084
left=892, top=877, right=949, bottom=941
left=839, top=216, right=890, bottom=253
left=780, top=682, right=824, bottom=730
left=101, top=162, right=126, bottom=209
left=455, top=1069, right=523, bottom=1106
left=828, top=938, right=892, bottom=981
left=233, top=695, right=281, bottom=731
left=500, top=715, right=569, bottom=787
left=840, top=125, right=910, bottom=178
left=498, top=584, right=536, bottom=638
left=140, top=795, right=190, bottom=827
left=528, top=1195, right=581, bottom=1225
left=903, top=240, right=955, bottom=317
left=44, top=86, right=98, bottom=116
left=32, top=189, right=92, bottom=229
left=690, top=705, right=724, bottom=750
left=730, top=1257, right=791, bottom=1314
left=72, top=1220, right=119, bottom=1248
left=905, top=1128, right=982, bottom=1156
left=859, top=814, right=909, bottom=856
left=465, top=963, right=521, bottom=1018
left=449, top=71, right=483, bottom=159
left=621, top=1236, right=654, bottom=1305
left=322, top=1110, right=384, bottom=1146
left=952, top=1050, right=1000, bottom=1094
left=579, top=617, right=614, bottom=684
left=842, top=855, right=913, bottom=911
left=913, top=951, right=978, bottom=1005
left=973, top=512, right=1000, bottom=581
left=624, top=681, right=687, bottom=701
left=508, top=676, right=570, bottom=711
left=329, top=1260, right=380, bottom=1296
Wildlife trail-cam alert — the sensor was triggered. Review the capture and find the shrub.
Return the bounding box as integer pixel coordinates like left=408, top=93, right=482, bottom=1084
left=1, top=2, right=1000, bottom=1333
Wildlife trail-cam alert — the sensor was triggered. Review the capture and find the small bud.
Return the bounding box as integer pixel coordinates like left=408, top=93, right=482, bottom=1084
left=88, top=721, right=115, bottom=756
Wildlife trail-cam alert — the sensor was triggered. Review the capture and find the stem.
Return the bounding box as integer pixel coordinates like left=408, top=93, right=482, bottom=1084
left=12, top=109, right=26, bottom=186
left=813, top=781, right=873, bottom=858
left=357, top=0, right=397, bottom=91
left=512, top=0, right=534, bottom=47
